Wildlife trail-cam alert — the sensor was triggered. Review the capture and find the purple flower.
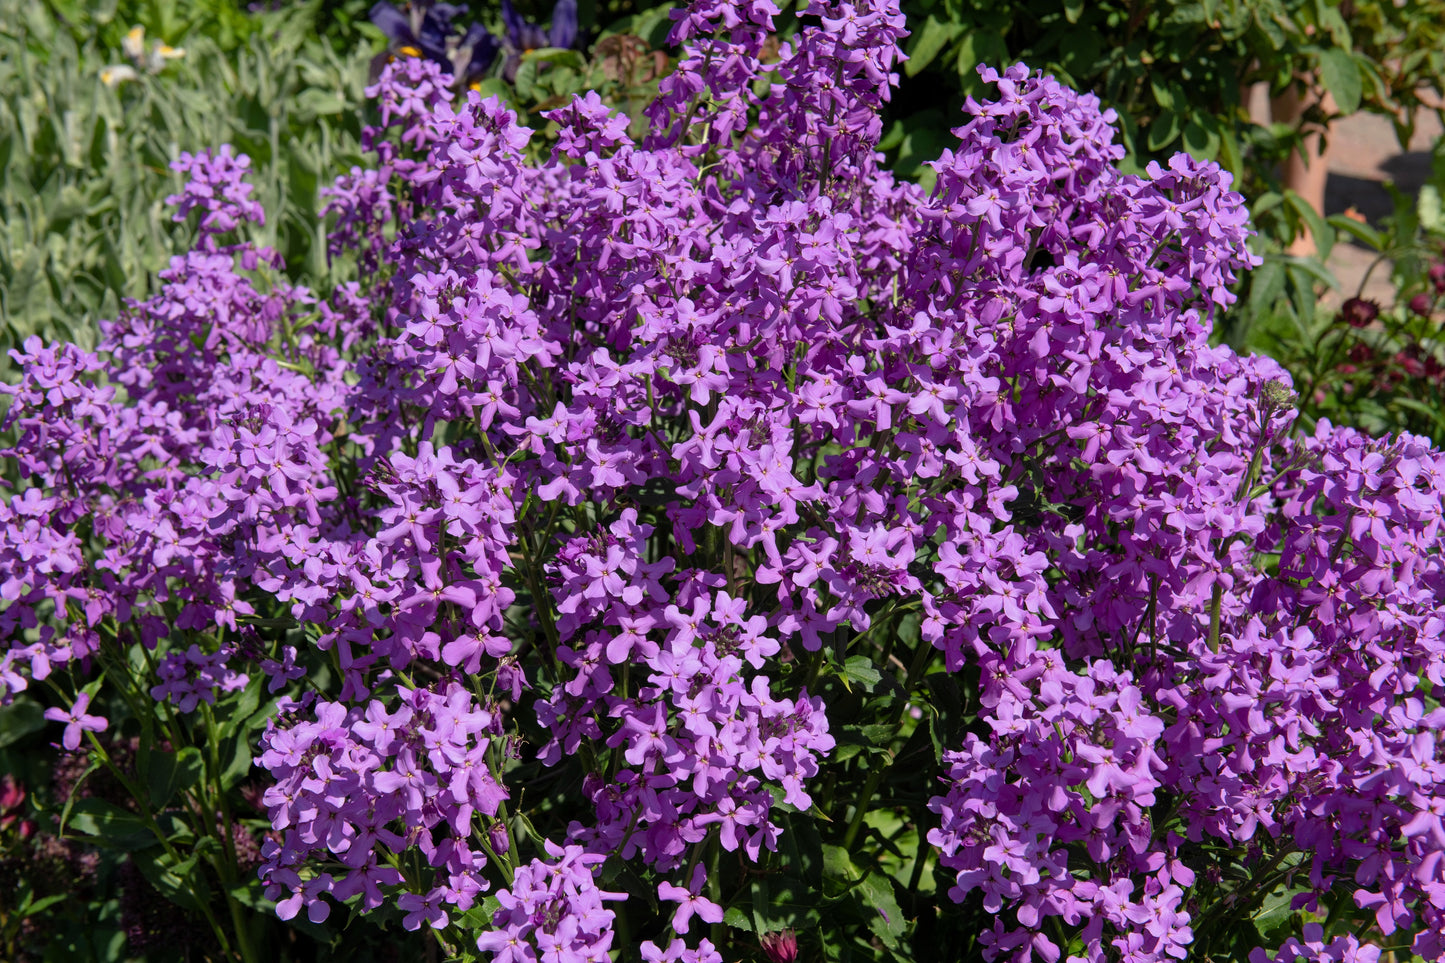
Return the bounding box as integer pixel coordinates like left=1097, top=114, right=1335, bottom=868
left=44, top=692, right=107, bottom=751
left=9, top=3, right=1445, bottom=961
left=657, top=864, right=724, bottom=935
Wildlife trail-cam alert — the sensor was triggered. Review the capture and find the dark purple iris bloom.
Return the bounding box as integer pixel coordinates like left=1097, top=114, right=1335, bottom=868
left=369, top=1, right=501, bottom=86
left=499, top=0, right=578, bottom=81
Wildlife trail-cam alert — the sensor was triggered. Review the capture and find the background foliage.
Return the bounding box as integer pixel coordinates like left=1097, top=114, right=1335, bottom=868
left=0, top=0, right=368, bottom=358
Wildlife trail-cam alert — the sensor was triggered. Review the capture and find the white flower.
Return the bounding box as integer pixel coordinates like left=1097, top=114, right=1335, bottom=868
left=99, top=64, right=140, bottom=87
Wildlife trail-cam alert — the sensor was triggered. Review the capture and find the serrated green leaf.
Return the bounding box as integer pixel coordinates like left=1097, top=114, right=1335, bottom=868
left=822, top=843, right=860, bottom=882
left=841, top=655, right=881, bottom=691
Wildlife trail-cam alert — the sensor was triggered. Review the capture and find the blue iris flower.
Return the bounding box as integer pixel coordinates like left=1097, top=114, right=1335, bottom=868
left=499, top=0, right=577, bottom=81
left=369, top=1, right=502, bottom=86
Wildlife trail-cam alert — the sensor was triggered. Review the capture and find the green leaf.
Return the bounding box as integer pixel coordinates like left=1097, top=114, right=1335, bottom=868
left=1390, top=397, right=1445, bottom=437
left=67, top=798, right=155, bottom=850
left=1252, top=191, right=1285, bottom=218
left=131, top=846, right=205, bottom=912
left=954, top=32, right=1008, bottom=94
left=512, top=59, right=539, bottom=99
left=1325, top=213, right=1384, bottom=251
left=822, top=844, right=861, bottom=883
left=1181, top=117, right=1220, bottom=159
left=1318, top=48, right=1361, bottom=115
left=0, top=698, right=44, bottom=748
left=1149, top=78, right=1175, bottom=111
left=227, top=878, right=272, bottom=911
left=147, top=746, right=204, bottom=809
left=1147, top=110, right=1181, bottom=152
left=293, top=88, right=346, bottom=119
left=841, top=655, right=882, bottom=691
left=1216, top=124, right=1244, bottom=185
left=1247, top=258, right=1288, bottom=319
left=846, top=723, right=900, bottom=744
left=1285, top=189, right=1335, bottom=258
left=857, top=873, right=906, bottom=949
left=520, top=47, right=586, bottom=71
left=21, top=892, right=69, bottom=918
left=217, top=728, right=255, bottom=791
left=905, top=16, right=959, bottom=77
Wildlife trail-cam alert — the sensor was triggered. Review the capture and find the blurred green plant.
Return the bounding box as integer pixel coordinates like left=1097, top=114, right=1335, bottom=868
left=0, top=0, right=370, bottom=363
left=889, top=0, right=1445, bottom=184
left=1248, top=139, right=1445, bottom=443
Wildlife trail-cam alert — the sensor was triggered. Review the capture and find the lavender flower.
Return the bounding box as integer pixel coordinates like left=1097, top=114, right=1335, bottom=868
left=4, top=2, right=1444, bottom=961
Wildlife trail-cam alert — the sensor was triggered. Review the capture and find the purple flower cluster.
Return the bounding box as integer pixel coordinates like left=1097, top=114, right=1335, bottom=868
left=4, top=0, right=1444, bottom=959
left=149, top=643, right=250, bottom=711
left=257, top=682, right=504, bottom=925
left=477, top=843, right=622, bottom=962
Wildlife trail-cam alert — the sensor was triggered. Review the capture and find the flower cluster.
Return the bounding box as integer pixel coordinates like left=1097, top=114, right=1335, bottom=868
left=257, top=682, right=504, bottom=925
left=3, top=0, right=1444, bottom=960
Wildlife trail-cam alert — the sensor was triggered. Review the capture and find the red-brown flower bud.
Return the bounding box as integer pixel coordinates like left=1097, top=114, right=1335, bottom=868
left=1339, top=297, right=1379, bottom=329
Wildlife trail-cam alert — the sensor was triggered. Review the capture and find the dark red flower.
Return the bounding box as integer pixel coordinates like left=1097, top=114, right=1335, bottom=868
left=1339, top=297, right=1380, bottom=329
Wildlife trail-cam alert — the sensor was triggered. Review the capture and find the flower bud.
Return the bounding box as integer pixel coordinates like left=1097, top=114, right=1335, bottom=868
left=488, top=820, right=510, bottom=855
left=1338, top=297, right=1379, bottom=329
left=1260, top=379, right=1296, bottom=416
left=761, top=929, right=798, bottom=963
left=0, top=775, right=23, bottom=813
left=1409, top=292, right=1434, bottom=317
left=1431, top=262, right=1445, bottom=293
left=1395, top=349, right=1426, bottom=378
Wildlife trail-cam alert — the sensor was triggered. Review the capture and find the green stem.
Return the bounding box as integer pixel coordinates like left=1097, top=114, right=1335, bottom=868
left=199, top=701, right=258, bottom=963
left=841, top=638, right=934, bottom=851
left=83, top=731, right=240, bottom=962
left=1207, top=581, right=1223, bottom=654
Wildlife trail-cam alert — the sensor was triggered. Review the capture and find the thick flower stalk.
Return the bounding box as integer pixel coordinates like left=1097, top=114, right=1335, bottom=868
left=2, top=1, right=1443, bottom=961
